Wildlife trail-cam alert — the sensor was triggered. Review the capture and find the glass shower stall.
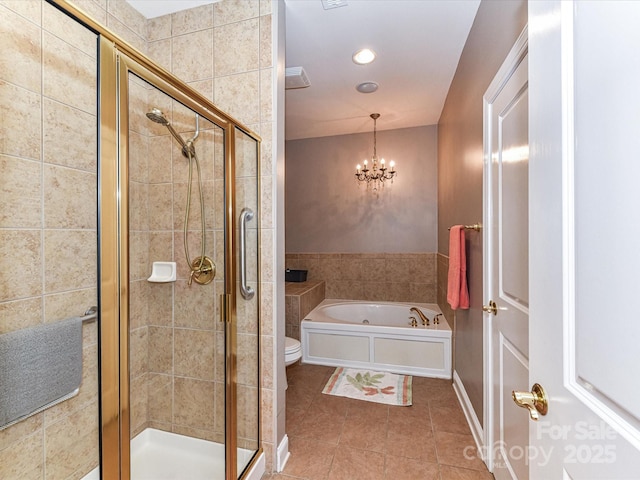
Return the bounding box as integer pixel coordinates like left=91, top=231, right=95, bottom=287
left=0, top=1, right=262, bottom=478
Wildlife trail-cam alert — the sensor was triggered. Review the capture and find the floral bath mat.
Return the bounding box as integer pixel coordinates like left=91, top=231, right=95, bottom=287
left=322, top=367, right=412, bottom=406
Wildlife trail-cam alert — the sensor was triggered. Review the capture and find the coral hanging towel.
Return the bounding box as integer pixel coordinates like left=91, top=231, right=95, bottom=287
left=447, top=225, right=470, bottom=310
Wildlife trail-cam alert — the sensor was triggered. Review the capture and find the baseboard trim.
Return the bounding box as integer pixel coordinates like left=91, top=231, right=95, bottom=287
left=276, top=434, right=290, bottom=472
left=452, top=370, right=485, bottom=461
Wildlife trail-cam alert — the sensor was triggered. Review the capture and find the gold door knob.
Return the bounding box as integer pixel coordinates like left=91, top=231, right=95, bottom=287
left=482, top=300, right=497, bottom=315
left=512, top=383, right=548, bottom=421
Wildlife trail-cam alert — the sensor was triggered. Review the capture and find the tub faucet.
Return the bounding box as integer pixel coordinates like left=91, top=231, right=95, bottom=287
left=410, top=307, right=429, bottom=326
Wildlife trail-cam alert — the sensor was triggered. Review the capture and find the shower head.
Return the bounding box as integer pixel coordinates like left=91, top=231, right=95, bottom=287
left=146, top=106, right=194, bottom=156
left=146, top=108, right=170, bottom=126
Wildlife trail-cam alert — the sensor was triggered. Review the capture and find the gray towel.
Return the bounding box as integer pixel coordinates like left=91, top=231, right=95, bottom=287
left=0, top=317, right=83, bottom=429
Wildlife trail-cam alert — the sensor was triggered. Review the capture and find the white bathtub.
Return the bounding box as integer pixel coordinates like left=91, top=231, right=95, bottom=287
left=301, top=299, right=452, bottom=379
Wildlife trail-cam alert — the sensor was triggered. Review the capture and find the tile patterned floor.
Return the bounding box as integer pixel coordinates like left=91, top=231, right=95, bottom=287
left=263, top=363, right=494, bottom=480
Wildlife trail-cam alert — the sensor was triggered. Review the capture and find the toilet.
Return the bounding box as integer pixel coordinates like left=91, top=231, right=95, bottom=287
left=284, top=336, right=302, bottom=367
left=284, top=336, right=302, bottom=390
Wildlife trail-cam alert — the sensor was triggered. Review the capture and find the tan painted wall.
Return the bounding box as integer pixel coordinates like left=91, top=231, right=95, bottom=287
left=437, top=0, right=527, bottom=424
left=285, top=125, right=438, bottom=253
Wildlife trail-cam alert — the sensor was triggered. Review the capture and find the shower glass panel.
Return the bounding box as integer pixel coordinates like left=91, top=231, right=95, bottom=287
left=128, top=72, right=227, bottom=478
left=235, top=127, right=261, bottom=477
left=0, top=2, right=100, bottom=478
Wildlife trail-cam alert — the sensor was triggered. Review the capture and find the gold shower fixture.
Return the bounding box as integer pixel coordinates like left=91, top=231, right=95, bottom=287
left=355, top=113, right=397, bottom=190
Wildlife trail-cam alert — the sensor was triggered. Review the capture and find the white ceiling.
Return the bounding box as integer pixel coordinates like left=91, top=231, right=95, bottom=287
left=126, top=0, right=218, bottom=19
left=285, top=0, right=480, bottom=140
left=126, top=0, right=481, bottom=140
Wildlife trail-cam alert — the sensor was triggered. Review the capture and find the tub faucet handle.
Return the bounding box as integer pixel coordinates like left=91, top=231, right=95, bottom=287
left=409, top=317, right=418, bottom=327
left=433, top=314, right=442, bottom=325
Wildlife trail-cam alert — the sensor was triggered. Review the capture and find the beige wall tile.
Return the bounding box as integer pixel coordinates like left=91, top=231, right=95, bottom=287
left=237, top=333, right=259, bottom=386
left=0, top=155, right=41, bottom=228
left=148, top=373, right=172, bottom=424
left=147, top=282, right=173, bottom=325
left=44, top=343, right=98, bottom=425
left=43, top=1, right=97, bottom=58
left=0, top=5, right=42, bottom=93
left=259, top=15, right=272, bottom=68
left=214, top=70, right=260, bottom=125
left=44, top=230, right=97, bottom=293
left=129, top=230, right=150, bottom=281
left=260, top=69, right=273, bottom=122
left=214, top=0, right=259, bottom=26
left=173, top=377, right=215, bottom=429
left=214, top=18, right=259, bottom=76
left=43, top=31, right=96, bottom=114
left=174, top=328, right=215, bottom=380
left=44, top=402, right=99, bottom=479
left=43, top=98, right=97, bottom=172
left=129, top=326, right=149, bottom=379
left=44, top=164, right=97, bottom=229
left=129, top=130, right=148, bottom=182
left=259, top=0, right=272, bottom=16
left=148, top=134, right=174, bottom=183
left=106, top=14, right=146, bottom=53
left=0, top=413, right=42, bottom=451
left=237, top=384, right=258, bottom=439
left=172, top=29, right=213, bottom=83
left=147, top=14, right=171, bottom=42
left=0, top=230, right=42, bottom=302
left=129, top=279, right=149, bottom=330
left=148, top=38, right=172, bottom=73
left=0, top=81, right=41, bottom=160
left=130, top=372, right=149, bottom=435
left=0, top=297, right=42, bottom=334
left=172, top=3, right=213, bottom=36
left=69, top=0, right=107, bottom=25
left=148, top=183, right=174, bottom=231
left=107, top=0, right=146, bottom=39
left=148, top=326, right=173, bottom=374
left=0, top=432, right=43, bottom=479
left=44, top=287, right=97, bottom=323
left=174, top=281, right=216, bottom=328
left=0, top=0, right=41, bottom=26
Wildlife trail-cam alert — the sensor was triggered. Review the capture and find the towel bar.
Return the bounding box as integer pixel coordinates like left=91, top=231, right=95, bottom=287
left=81, top=306, right=98, bottom=324
left=448, top=224, right=482, bottom=232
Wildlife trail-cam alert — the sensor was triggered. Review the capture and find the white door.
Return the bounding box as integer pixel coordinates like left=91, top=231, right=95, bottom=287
left=528, top=1, right=640, bottom=477
left=484, top=30, right=530, bottom=479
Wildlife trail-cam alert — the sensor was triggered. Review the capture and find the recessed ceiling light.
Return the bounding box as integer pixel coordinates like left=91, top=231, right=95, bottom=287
left=352, top=48, right=376, bottom=65
left=356, top=82, right=378, bottom=94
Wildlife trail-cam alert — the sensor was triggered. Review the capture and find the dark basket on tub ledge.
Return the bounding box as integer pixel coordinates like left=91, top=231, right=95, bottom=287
left=285, top=269, right=307, bottom=282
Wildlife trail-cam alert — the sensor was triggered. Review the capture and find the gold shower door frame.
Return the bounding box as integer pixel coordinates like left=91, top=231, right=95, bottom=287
left=43, top=0, right=264, bottom=476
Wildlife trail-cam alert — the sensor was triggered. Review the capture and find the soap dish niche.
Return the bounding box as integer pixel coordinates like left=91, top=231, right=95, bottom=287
left=147, top=262, right=176, bottom=283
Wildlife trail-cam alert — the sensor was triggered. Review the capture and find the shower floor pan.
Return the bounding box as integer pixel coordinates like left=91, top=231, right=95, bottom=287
left=82, top=428, right=262, bottom=479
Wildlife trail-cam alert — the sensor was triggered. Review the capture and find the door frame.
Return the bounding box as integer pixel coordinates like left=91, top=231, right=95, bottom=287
left=482, top=26, right=529, bottom=473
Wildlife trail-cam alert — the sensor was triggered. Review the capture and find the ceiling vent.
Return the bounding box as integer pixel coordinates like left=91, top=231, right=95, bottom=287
left=285, top=67, right=311, bottom=90
left=321, top=0, right=348, bottom=10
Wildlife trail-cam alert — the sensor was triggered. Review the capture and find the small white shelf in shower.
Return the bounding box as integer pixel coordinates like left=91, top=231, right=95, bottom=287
left=147, top=262, right=176, bottom=283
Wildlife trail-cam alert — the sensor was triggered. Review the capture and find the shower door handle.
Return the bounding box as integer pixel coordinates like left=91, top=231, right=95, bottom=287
left=239, top=208, right=255, bottom=300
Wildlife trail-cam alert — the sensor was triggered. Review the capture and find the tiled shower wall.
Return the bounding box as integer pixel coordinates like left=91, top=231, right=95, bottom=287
left=285, top=253, right=438, bottom=304
left=144, top=0, right=277, bottom=466
left=1, top=0, right=279, bottom=475
left=0, top=1, right=102, bottom=478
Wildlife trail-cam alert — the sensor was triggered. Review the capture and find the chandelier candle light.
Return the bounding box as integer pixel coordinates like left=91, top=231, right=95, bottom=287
left=355, top=113, right=396, bottom=189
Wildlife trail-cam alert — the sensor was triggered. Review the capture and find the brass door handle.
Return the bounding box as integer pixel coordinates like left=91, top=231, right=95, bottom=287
left=482, top=300, right=497, bottom=315
left=512, top=383, right=548, bottom=421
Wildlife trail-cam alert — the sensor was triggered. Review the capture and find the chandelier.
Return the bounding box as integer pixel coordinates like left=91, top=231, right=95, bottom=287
left=355, top=113, right=396, bottom=189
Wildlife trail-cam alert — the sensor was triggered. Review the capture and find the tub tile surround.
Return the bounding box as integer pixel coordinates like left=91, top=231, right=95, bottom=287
left=285, top=280, right=325, bottom=340
left=268, top=363, right=493, bottom=480
left=286, top=253, right=437, bottom=304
